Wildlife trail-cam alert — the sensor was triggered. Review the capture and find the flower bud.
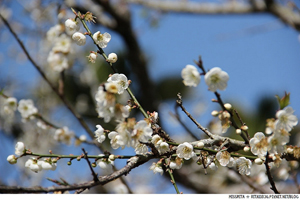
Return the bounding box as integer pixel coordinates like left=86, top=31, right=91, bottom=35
left=236, top=129, right=242, bottom=135
left=287, top=147, right=294, bottom=154
left=72, top=32, right=86, bottom=46
left=211, top=110, right=219, bottom=117
left=109, top=154, right=116, bottom=161
left=243, top=146, right=250, bottom=152
left=254, top=158, right=264, bottom=165
left=197, top=142, right=204, bottom=149
left=87, top=52, right=97, bottom=63
left=107, top=53, right=118, bottom=63
left=67, top=161, right=72, bottom=165
left=224, top=103, right=232, bottom=110
left=15, top=142, right=25, bottom=156
left=241, top=125, right=248, bottom=131
left=7, top=155, right=17, bottom=164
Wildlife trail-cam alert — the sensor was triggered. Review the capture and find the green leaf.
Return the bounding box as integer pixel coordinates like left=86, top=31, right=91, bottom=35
left=275, top=92, right=290, bottom=109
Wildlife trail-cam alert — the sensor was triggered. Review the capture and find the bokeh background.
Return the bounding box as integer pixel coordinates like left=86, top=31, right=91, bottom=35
left=0, top=0, right=300, bottom=194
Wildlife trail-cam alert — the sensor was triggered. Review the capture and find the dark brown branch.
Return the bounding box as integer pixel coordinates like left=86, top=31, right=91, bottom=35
left=0, top=154, right=154, bottom=193
left=265, top=152, right=280, bottom=194
left=127, top=0, right=300, bottom=32
left=82, top=148, right=99, bottom=183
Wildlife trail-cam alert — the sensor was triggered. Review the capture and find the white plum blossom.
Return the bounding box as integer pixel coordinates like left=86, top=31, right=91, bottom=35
left=95, top=86, right=116, bottom=123
left=151, top=135, right=169, bottom=154
left=105, top=82, right=119, bottom=94
left=249, top=132, right=268, bottom=156
left=149, top=162, right=163, bottom=175
left=181, top=64, right=200, bottom=87
left=107, top=73, right=129, bottom=94
left=265, top=118, right=276, bottom=134
left=267, top=129, right=289, bottom=154
left=46, top=24, right=63, bottom=41
left=93, top=31, right=111, bottom=48
left=169, top=157, right=183, bottom=170
left=131, top=120, right=153, bottom=145
left=204, top=67, right=229, bottom=92
left=72, top=32, right=86, bottom=46
left=47, top=51, right=69, bottom=72
left=108, top=131, right=126, bottom=149
left=17, top=99, right=38, bottom=119
left=25, top=158, right=42, bottom=173
left=4, top=97, right=17, bottom=114
left=134, top=143, right=148, bottom=155
left=15, top=141, right=25, bottom=156
left=114, top=104, right=130, bottom=122
left=7, top=155, right=17, bottom=164
left=236, top=157, right=252, bottom=175
left=87, top=52, right=97, bottom=63
left=96, top=154, right=114, bottom=174
left=65, top=18, right=80, bottom=35
left=52, top=34, right=71, bottom=53
left=38, top=159, right=57, bottom=171
left=107, top=53, right=118, bottom=63
left=116, top=120, right=134, bottom=147
left=275, top=107, right=298, bottom=132
left=158, top=142, right=170, bottom=154
left=227, top=157, right=236, bottom=168
left=95, top=124, right=106, bottom=143
left=216, top=151, right=231, bottom=166
left=54, top=126, right=74, bottom=145
left=176, top=142, right=196, bottom=160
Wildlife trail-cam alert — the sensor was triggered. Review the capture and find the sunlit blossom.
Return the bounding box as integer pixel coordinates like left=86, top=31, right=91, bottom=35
left=107, top=73, right=129, bottom=94
left=149, top=162, right=163, bottom=175
left=204, top=67, right=229, bottom=92
left=15, top=141, right=25, bottom=156
left=17, top=99, right=38, bottom=119
left=95, top=124, right=105, bottom=143
left=249, top=132, right=268, bottom=156
left=72, top=32, right=86, bottom=46
left=216, top=151, right=231, bottom=166
left=176, top=142, right=196, bottom=160
left=275, top=107, right=298, bottom=132
left=65, top=18, right=80, bottom=35
left=93, top=31, right=111, bottom=48
left=181, top=64, right=200, bottom=87
left=236, top=157, right=252, bottom=175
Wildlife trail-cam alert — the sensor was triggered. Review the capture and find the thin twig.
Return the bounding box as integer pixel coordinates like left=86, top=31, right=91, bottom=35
left=265, top=152, right=280, bottom=194
left=82, top=148, right=99, bottom=182
left=164, top=159, right=180, bottom=194
left=176, top=93, right=214, bottom=139
left=172, top=102, right=199, bottom=140
left=234, top=109, right=250, bottom=139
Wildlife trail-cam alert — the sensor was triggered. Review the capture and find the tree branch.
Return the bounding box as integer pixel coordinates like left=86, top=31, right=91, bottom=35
left=0, top=154, right=154, bottom=193
left=126, top=0, right=300, bottom=32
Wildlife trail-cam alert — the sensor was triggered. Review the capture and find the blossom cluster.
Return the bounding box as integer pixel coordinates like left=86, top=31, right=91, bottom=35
left=94, top=73, right=130, bottom=123
left=181, top=65, right=229, bottom=92
left=250, top=106, right=298, bottom=158
left=7, top=142, right=57, bottom=173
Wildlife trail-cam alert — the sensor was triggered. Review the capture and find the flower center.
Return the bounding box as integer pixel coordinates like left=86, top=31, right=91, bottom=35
left=210, top=74, right=220, bottom=83
left=255, top=137, right=268, bottom=149
left=183, top=146, right=191, bottom=154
